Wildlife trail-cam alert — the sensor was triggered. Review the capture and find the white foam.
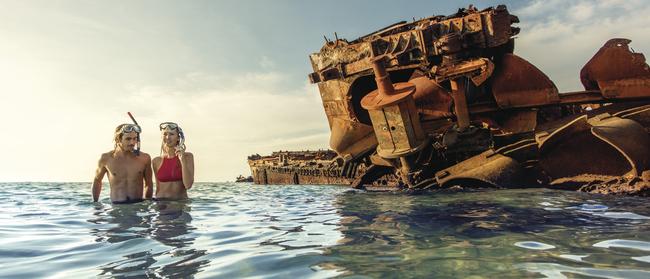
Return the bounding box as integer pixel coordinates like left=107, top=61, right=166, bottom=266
left=559, top=254, right=588, bottom=262
left=514, top=241, right=556, bottom=250
left=592, top=212, right=650, bottom=220
left=577, top=204, right=608, bottom=212
left=593, top=239, right=650, bottom=251
left=632, top=256, right=650, bottom=263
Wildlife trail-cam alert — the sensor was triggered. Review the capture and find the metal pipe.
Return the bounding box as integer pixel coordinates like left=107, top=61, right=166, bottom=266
left=450, top=78, right=470, bottom=131
left=372, top=56, right=396, bottom=98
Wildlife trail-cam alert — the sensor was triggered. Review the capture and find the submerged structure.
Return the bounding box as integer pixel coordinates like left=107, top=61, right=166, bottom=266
left=248, top=5, right=650, bottom=195
left=235, top=175, right=254, bottom=183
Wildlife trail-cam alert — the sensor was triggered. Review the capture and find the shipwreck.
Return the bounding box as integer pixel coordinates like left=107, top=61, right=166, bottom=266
left=248, top=5, right=650, bottom=195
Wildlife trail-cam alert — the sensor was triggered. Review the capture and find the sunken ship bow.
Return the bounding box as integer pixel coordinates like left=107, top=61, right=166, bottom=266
left=251, top=5, right=650, bottom=195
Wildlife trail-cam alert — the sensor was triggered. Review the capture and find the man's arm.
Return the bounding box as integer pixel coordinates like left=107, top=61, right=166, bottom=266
left=143, top=155, right=154, bottom=199
left=92, top=155, right=108, bottom=202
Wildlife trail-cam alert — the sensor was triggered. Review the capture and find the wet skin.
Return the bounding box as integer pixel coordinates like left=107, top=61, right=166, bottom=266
left=153, top=128, right=194, bottom=200
left=92, top=131, right=153, bottom=203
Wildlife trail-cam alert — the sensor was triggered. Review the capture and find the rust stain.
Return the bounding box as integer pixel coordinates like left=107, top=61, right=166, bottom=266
left=247, top=5, right=650, bottom=195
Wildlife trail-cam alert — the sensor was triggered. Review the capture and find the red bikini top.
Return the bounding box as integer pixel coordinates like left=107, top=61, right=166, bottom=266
left=157, top=156, right=183, bottom=182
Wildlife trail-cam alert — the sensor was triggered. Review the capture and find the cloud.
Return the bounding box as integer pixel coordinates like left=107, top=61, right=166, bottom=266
left=568, top=2, right=593, bottom=21
left=259, top=56, right=275, bottom=69
left=513, top=0, right=650, bottom=92
left=3, top=0, right=650, bottom=183
left=121, top=70, right=330, bottom=181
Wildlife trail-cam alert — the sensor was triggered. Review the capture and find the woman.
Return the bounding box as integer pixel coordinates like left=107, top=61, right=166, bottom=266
left=153, top=122, right=194, bottom=200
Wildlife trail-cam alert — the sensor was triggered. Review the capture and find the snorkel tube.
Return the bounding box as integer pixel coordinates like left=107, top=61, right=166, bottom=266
left=177, top=127, right=186, bottom=151
left=127, top=112, right=141, bottom=156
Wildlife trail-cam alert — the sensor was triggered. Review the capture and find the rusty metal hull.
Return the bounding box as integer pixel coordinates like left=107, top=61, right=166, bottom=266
left=250, top=167, right=355, bottom=185
left=248, top=5, right=650, bottom=196
left=248, top=150, right=360, bottom=186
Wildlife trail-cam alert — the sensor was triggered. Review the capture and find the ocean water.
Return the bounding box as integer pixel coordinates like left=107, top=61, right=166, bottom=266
left=1, top=182, right=649, bottom=278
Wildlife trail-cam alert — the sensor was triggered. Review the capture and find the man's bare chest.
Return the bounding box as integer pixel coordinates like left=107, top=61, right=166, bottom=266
left=105, top=157, right=145, bottom=179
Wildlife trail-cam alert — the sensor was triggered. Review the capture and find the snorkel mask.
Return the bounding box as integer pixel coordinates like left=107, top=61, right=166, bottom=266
left=159, top=122, right=185, bottom=151
left=119, top=124, right=141, bottom=134
left=127, top=112, right=141, bottom=156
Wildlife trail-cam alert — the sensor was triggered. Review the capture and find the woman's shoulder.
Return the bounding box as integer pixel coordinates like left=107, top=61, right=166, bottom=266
left=152, top=156, right=162, bottom=165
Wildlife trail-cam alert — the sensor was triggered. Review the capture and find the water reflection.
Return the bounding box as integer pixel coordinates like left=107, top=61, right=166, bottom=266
left=88, top=200, right=209, bottom=278
left=4, top=183, right=650, bottom=278
left=88, top=202, right=153, bottom=243
left=151, top=200, right=195, bottom=248
left=149, top=200, right=210, bottom=278
left=320, top=189, right=650, bottom=278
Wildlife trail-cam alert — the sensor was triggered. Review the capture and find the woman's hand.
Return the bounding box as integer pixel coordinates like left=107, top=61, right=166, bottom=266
left=175, top=145, right=186, bottom=160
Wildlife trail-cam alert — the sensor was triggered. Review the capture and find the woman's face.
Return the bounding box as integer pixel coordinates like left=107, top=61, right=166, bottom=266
left=162, top=128, right=179, bottom=147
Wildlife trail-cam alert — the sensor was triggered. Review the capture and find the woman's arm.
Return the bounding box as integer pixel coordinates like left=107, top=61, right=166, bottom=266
left=143, top=154, right=154, bottom=199
left=179, top=152, right=194, bottom=189
left=152, top=157, right=162, bottom=196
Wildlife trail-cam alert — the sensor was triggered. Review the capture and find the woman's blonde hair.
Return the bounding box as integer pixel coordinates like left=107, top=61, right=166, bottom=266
left=160, top=127, right=181, bottom=157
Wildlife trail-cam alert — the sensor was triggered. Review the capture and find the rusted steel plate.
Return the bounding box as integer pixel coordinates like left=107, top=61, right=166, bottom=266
left=590, top=117, right=650, bottom=176
left=537, top=115, right=649, bottom=181
left=329, top=117, right=377, bottom=158
left=434, top=150, right=523, bottom=188
left=491, top=54, right=559, bottom=108
left=581, top=39, right=650, bottom=93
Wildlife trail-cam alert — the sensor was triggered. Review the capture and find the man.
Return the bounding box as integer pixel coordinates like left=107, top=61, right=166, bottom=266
left=92, top=124, right=153, bottom=203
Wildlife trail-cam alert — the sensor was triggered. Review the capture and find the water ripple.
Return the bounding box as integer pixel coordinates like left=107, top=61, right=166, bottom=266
left=593, top=239, right=650, bottom=251
left=517, top=262, right=650, bottom=279
left=514, top=241, right=556, bottom=250
left=1, top=183, right=649, bottom=278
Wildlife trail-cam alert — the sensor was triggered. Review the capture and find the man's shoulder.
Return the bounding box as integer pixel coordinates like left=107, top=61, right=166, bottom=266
left=100, top=151, right=114, bottom=160
left=138, top=152, right=152, bottom=161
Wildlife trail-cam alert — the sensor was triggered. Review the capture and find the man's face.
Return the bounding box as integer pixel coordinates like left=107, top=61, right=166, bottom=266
left=119, top=132, right=139, bottom=152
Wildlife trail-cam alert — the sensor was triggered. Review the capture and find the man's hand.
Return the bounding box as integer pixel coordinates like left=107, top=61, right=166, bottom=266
left=92, top=155, right=108, bottom=202
left=143, top=154, right=154, bottom=199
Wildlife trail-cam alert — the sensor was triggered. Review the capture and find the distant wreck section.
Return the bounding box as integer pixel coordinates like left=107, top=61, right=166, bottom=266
left=248, top=150, right=359, bottom=186
left=248, top=5, right=650, bottom=195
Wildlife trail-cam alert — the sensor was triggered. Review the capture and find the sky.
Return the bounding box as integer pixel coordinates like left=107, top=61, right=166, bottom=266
left=1, top=0, right=649, bottom=182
